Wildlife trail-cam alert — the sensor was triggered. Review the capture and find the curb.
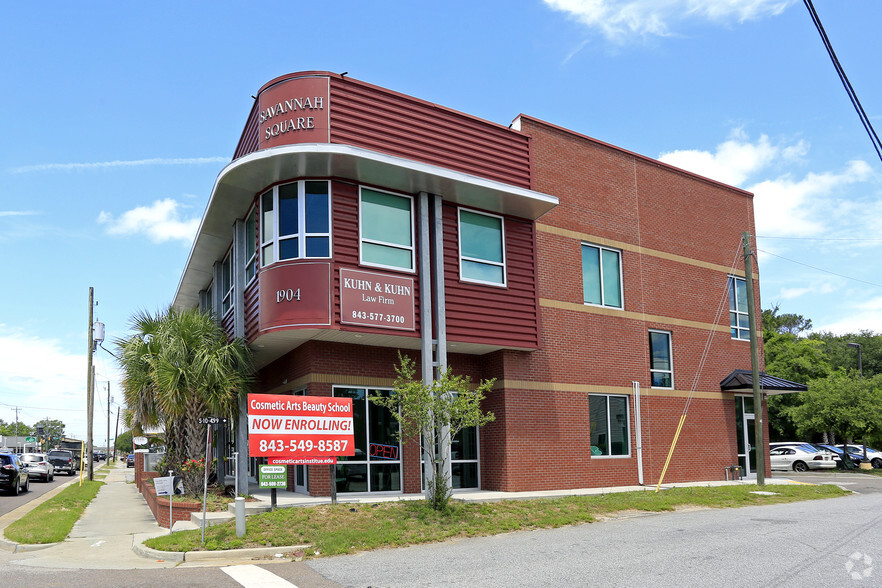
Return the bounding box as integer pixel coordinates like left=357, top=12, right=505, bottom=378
left=0, top=535, right=59, bottom=553
left=133, top=540, right=311, bottom=563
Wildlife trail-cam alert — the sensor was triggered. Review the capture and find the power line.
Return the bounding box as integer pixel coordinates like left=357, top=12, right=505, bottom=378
left=758, top=248, right=882, bottom=289
left=803, top=0, right=882, bottom=164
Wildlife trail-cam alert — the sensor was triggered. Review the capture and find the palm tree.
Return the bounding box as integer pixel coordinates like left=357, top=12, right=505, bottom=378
left=116, top=307, right=253, bottom=486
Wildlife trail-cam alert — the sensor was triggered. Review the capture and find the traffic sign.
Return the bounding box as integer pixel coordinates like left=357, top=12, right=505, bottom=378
left=197, top=416, right=228, bottom=425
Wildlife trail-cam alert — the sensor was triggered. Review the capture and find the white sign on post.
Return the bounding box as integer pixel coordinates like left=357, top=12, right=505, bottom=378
left=154, top=475, right=174, bottom=496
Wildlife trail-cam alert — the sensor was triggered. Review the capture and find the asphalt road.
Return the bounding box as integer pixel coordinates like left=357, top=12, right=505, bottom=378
left=306, top=480, right=882, bottom=587
left=4, top=472, right=882, bottom=587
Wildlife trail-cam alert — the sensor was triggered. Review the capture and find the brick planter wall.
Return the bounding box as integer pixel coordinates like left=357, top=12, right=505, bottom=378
left=140, top=479, right=203, bottom=529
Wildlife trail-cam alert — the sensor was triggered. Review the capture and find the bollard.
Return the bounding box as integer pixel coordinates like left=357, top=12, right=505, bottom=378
left=235, top=496, right=246, bottom=538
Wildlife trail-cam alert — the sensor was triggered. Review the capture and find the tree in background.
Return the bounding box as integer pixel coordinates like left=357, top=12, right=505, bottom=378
left=34, top=418, right=66, bottom=447
left=116, top=307, right=253, bottom=493
left=0, top=419, right=33, bottom=437
left=762, top=305, right=830, bottom=440
left=370, top=352, right=495, bottom=511
left=785, top=371, right=882, bottom=448
left=115, top=430, right=134, bottom=454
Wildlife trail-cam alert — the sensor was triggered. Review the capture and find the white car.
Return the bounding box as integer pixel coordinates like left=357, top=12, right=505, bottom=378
left=770, top=444, right=837, bottom=472
left=21, top=452, right=55, bottom=482
left=838, top=445, right=882, bottom=469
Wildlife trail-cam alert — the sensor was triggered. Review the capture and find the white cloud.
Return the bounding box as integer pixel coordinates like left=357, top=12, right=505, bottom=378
left=544, top=0, right=795, bottom=41
left=9, top=156, right=228, bottom=174
left=0, top=210, right=40, bottom=217
left=659, top=131, right=875, bottom=238
left=749, top=160, right=874, bottom=237
left=0, top=325, right=119, bottom=440
left=659, top=130, right=790, bottom=186
left=97, top=198, right=200, bottom=244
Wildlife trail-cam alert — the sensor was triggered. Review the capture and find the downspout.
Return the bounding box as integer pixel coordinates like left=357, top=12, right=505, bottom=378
left=633, top=381, right=644, bottom=485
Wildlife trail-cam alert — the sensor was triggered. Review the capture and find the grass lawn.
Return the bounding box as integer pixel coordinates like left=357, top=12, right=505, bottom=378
left=4, top=480, right=104, bottom=544
left=144, top=483, right=847, bottom=557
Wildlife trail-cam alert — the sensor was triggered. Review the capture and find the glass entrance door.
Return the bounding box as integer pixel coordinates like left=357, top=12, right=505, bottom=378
left=735, top=396, right=756, bottom=477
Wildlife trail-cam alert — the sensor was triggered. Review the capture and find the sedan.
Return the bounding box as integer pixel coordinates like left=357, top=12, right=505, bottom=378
left=0, top=452, right=30, bottom=495
left=21, top=452, right=55, bottom=482
left=838, top=445, right=882, bottom=469
left=770, top=444, right=837, bottom=472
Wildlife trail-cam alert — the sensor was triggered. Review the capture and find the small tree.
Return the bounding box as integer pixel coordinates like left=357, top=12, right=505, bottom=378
left=786, top=371, right=882, bottom=446
left=370, top=352, right=495, bottom=511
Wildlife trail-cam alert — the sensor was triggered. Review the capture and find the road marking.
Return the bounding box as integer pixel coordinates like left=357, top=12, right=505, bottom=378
left=91, top=540, right=106, bottom=547
left=222, top=564, right=298, bottom=587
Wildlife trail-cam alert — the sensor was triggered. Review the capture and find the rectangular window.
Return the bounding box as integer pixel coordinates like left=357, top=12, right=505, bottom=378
left=582, top=243, right=622, bottom=308
left=333, top=387, right=402, bottom=493
left=649, top=330, right=673, bottom=388
left=245, top=206, right=257, bottom=283
left=359, top=188, right=414, bottom=271
left=728, top=276, right=750, bottom=340
left=589, top=395, right=629, bottom=457
left=459, top=209, right=505, bottom=286
left=221, top=251, right=233, bottom=315
left=260, top=180, right=331, bottom=266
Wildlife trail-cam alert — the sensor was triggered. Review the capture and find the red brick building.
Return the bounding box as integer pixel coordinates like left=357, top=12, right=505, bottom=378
left=173, top=71, right=784, bottom=496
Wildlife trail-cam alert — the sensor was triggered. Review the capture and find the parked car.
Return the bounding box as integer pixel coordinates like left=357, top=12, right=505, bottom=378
left=770, top=444, right=837, bottom=472
left=47, top=449, right=78, bottom=476
left=838, top=445, right=882, bottom=469
left=812, top=444, right=864, bottom=468
left=0, top=452, right=30, bottom=495
left=126, top=454, right=135, bottom=468
left=21, top=452, right=55, bottom=482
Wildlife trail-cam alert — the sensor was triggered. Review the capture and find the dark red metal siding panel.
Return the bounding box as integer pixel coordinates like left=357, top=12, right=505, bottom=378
left=244, top=280, right=259, bottom=343
left=328, top=78, right=531, bottom=189
left=233, top=101, right=260, bottom=160
left=443, top=204, right=539, bottom=349
left=221, top=310, right=235, bottom=341
left=330, top=181, right=421, bottom=337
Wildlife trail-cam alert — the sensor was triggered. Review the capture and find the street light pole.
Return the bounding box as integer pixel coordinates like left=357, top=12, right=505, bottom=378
left=847, top=342, right=863, bottom=378
left=847, top=342, right=867, bottom=462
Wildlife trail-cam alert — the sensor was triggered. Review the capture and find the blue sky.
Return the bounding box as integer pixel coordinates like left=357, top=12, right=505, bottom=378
left=1, top=1, right=880, bottom=441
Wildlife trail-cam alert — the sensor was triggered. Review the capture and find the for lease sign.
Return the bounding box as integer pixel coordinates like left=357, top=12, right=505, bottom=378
left=247, top=394, right=355, bottom=458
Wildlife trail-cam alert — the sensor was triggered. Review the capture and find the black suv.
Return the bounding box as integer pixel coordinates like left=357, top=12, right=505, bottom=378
left=48, top=449, right=78, bottom=476
left=0, top=453, right=30, bottom=495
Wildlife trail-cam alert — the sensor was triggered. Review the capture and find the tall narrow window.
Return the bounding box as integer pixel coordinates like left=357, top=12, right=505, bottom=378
left=260, top=180, right=331, bottom=266
left=359, top=188, right=414, bottom=271
left=260, top=189, right=275, bottom=266
left=582, top=243, right=622, bottom=308
left=459, top=208, right=505, bottom=286
left=221, top=251, right=233, bottom=315
left=244, top=206, right=257, bottom=283
left=729, top=276, right=750, bottom=340
left=649, top=330, right=673, bottom=388
left=589, top=395, right=629, bottom=457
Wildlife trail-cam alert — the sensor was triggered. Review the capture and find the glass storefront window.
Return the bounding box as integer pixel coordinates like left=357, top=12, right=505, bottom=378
left=333, top=387, right=401, bottom=493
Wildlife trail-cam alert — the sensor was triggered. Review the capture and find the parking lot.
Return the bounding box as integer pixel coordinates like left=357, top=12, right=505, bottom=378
left=780, top=470, right=882, bottom=494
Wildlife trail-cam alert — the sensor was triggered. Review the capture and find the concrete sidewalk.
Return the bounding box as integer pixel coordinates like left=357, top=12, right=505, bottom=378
left=0, top=459, right=809, bottom=569
left=1, top=461, right=177, bottom=569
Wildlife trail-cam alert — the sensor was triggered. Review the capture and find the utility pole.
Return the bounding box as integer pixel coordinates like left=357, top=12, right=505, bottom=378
left=107, top=382, right=111, bottom=462
left=113, top=406, right=120, bottom=462
left=742, top=232, right=765, bottom=486
left=86, top=287, right=95, bottom=481
left=13, top=406, right=21, bottom=442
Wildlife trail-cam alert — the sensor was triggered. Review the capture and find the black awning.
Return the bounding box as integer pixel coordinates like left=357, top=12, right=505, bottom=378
left=720, top=369, right=807, bottom=395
